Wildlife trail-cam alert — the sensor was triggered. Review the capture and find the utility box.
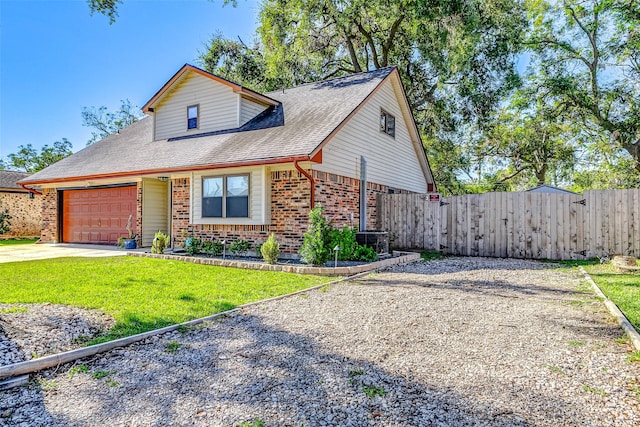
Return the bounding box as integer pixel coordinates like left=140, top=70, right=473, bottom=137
left=356, top=231, right=389, bottom=255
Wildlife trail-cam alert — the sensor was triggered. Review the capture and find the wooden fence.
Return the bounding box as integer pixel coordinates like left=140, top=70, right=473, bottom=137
left=376, top=189, right=640, bottom=260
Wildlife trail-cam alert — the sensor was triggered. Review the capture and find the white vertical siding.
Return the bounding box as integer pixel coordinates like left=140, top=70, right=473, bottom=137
left=154, top=73, right=239, bottom=140
left=240, top=97, right=268, bottom=126
left=141, top=179, right=169, bottom=246
left=191, top=166, right=268, bottom=225
left=314, top=80, right=428, bottom=193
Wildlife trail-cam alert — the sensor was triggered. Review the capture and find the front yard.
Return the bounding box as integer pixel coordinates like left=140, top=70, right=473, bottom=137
left=0, top=256, right=328, bottom=343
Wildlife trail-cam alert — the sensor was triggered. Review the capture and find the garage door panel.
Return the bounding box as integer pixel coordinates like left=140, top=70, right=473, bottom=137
left=62, top=186, right=137, bottom=245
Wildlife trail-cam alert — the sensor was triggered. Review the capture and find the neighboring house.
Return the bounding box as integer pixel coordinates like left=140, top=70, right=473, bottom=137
left=18, top=64, right=435, bottom=252
left=526, top=184, right=577, bottom=194
left=0, top=170, right=42, bottom=238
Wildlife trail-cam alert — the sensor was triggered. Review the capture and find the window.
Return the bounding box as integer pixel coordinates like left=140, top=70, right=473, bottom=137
left=380, top=109, right=395, bottom=137
left=202, top=175, right=249, bottom=218
left=187, top=105, right=199, bottom=130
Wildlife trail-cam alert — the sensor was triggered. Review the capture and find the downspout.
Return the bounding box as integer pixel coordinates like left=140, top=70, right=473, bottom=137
left=18, top=183, right=43, bottom=196
left=294, top=160, right=315, bottom=209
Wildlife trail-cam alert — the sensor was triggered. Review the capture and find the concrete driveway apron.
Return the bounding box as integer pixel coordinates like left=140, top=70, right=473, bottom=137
left=0, top=244, right=128, bottom=263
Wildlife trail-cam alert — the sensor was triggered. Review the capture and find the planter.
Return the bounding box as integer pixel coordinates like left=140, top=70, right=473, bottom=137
left=123, top=239, right=137, bottom=250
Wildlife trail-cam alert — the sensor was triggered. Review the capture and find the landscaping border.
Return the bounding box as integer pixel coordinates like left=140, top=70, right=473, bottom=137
left=579, top=266, right=640, bottom=351
left=127, top=250, right=421, bottom=276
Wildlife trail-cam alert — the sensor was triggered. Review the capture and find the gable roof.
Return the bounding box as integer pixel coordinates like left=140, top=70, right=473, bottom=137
left=0, top=170, right=31, bottom=191
left=20, top=67, right=432, bottom=186
left=142, top=64, right=279, bottom=113
left=526, top=184, right=577, bottom=194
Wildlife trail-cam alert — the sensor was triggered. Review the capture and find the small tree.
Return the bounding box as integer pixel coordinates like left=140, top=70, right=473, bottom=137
left=299, top=205, right=334, bottom=266
left=261, top=234, right=280, bottom=264
left=0, top=201, right=12, bottom=235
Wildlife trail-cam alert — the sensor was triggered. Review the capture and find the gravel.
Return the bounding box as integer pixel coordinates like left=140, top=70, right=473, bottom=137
left=1, top=257, right=639, bottom=426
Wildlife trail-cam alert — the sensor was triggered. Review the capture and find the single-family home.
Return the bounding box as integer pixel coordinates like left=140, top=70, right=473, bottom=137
left=0, top=170, right=42, bottom=238
left=18, top=65, right=435, bottom=252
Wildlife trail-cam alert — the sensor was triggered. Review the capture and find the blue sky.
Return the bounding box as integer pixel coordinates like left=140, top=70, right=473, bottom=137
left=0, top=0, right=259, bottom=159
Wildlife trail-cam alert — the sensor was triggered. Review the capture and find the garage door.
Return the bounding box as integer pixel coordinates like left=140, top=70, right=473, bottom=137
left=62, top=186, right=137, bottom=244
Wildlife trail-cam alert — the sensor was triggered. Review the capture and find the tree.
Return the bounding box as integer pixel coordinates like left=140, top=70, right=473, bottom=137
left=81, top=99, right=142, bottom=145
left=526, top=0, right=640, bottom=172
left=87, top=0, right=122, bottom=24
left=6, top=139, right=73, bottom=173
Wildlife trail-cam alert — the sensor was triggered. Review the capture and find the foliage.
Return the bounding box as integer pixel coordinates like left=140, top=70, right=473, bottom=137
left=329, top=226, right=358, bottom=261
left=87, top=0, right=122, bottom=24
left=151, top=230, right=169, bottom=254
left=0, top=257, right=327, bottom=343
left=183, top=237, right=203, bottom=256
left=362, top=385, right=387, bottom=398
left=261, top=233, right=280, bottom=264
left=202, top=239, right=224, bottom=256
left=300, top=206, right=334, bottom=265
left=583, top=263, right=640, bottom=331
left=229, top=239, right=251, bottom=256
left=165, top=341, right=182, bottom=354
left=352, top=245, right=378, bottom=262
left=525, top=0, right=640, bottom=173
left=6, top=139, right=73, bottom=173
left=81, top=99, right=142, bottom=146
left=420, top=251, right=443, bottom=261
left=0, top=201, right=11, bottom=235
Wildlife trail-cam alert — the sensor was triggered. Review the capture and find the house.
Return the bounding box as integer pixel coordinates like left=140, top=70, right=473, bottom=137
left=526, top=184, right=577, bottom=194
left=18, top=64, right=435, bottom=252
left=0, top=170, right=42, bottom=238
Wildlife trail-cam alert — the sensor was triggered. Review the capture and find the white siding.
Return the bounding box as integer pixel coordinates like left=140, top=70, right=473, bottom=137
left=240, top=97, right=268, bottom=126
left=154, top=73, right=239, bottom=140
left=191, top=166, right=270, bottom=225
left=314, top=80, right=428, bottom=193
left=141, top=179, right=169, bottom=246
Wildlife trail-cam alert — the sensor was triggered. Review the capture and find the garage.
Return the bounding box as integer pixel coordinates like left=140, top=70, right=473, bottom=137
left=61, top=186, right=137, bottom=244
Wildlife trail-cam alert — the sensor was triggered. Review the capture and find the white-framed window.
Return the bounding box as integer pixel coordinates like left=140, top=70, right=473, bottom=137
left=380, top=109, right=395, bottom=138
left=187, top=104, right=199, bottom=130
left=202, top=174, right=250, bottom=218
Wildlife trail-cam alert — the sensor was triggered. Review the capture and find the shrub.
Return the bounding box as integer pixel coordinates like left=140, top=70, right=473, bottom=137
left=353, top=244, right=377, bottom=262
left=201, top=239, right=223, bottom=256
left=0, top=201, right=12, bottom=235
left=261, top=234, right=280, bottom=264
left=299, top=206, right=334, bottom=266
left=229, top=239, right=251, bottom=256
left=183, top=237, right=202, bottom=256
left=151, top=231, right=169, bottom=254
left=329, top=226, right=358, bottom=261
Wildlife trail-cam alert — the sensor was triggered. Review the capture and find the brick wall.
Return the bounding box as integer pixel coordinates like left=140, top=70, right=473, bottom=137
left=0, top=191, right=42, bottom=238
left=170, top=168, right=387, bottom=254
left=40, top=188, right=58, bottom=243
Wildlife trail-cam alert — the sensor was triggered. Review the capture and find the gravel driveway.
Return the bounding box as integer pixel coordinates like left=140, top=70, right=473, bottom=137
left=1, top=257, right=639, bottom=426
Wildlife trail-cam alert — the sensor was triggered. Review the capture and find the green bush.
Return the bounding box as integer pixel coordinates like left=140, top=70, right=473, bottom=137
left=201, top=239, right=223, bottom=256
left=299, top=206, right=334, bottom=266
left=229, top=239, right=251, bottom=256
left=353, top=244, right=377, bottom=262
left=151, top=231, right=169, bottom=254
left=261, top=234, right=280, bottom=264
left=183, top=237, right=202, bottom=256
left=329, top=226, right=358, bottom=261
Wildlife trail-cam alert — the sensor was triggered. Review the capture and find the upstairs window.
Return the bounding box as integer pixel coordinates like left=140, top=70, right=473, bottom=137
left=187, top=105, right=199, bottom=130
left=380, top=109, right=395, bottom=138
left=202, top=175, right=250, bottom=218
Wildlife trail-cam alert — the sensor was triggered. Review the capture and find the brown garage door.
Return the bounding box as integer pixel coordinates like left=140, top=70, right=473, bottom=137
left=62, top=186, right=137, bottom=244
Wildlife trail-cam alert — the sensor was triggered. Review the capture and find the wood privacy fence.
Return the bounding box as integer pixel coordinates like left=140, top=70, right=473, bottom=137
left=376, top=189, right=640, bottom=260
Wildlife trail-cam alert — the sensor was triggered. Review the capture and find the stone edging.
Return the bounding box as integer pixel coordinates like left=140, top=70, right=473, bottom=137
left=126, top=251, right=422, bottom=276
left=579, top=266, right=640, bottom=351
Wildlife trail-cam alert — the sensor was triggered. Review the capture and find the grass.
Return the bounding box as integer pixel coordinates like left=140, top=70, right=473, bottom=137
left=420, top=251, right=443, bottom=261
left=0, top=238, right=38, bottom=246
left=0, top=256, right=328, bottom=344
left=582, top=263, right=640, bottom=331
left=362, top=385, right=386, bottom=397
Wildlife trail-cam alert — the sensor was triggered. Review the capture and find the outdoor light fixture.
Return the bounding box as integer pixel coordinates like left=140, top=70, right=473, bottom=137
left=334, top=245, right=341, bottom=268
left=221, top=240, right=227, bottom=260
left=157, top=176, right=169, bottom=182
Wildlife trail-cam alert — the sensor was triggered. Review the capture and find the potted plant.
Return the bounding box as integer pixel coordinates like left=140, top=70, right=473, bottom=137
left=119, top=214, right=138, bottom=250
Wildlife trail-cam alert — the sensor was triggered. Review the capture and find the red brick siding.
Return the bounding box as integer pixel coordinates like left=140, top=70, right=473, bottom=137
left=170, top=169, right=387, bottom=253
left=40, top=188, right=58, bottom=243
left=0, top=192, right=42, bottom=238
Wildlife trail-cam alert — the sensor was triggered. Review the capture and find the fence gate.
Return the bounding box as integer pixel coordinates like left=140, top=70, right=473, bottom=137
left=377, top=189, right=640, bottom=260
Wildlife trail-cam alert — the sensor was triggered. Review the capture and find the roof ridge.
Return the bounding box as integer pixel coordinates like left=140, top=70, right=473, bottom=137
left=266, top=66, right=396, bottom=94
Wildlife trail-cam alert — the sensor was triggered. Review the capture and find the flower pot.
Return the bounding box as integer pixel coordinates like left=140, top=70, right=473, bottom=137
left=123, top=238, right=137, bottom=250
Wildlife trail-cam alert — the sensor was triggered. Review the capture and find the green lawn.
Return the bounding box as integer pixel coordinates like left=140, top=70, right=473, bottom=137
left=0, top=256, right=329, bottom=343
left=0, top=238, right=38, bottom=245
left=583, top=263, right=640, bottom=331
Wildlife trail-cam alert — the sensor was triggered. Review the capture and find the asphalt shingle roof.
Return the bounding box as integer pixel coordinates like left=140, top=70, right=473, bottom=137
left=0, top=170, right=31, bottom=190
left=21, top=67, right=395, bottom=184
